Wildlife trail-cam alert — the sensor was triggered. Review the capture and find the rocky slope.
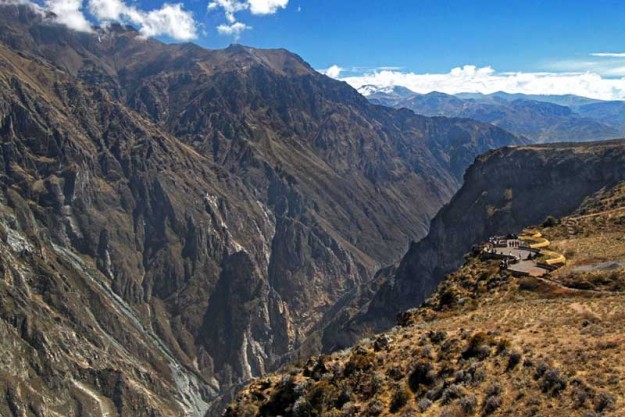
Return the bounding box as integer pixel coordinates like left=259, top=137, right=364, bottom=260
left=365, top=139, right=625, bottom=324
left=0, top=4, right=526, bottom=415
left=320, top=140, right=625, bottom=350
left=226, top=181, right=625, bottom=417
left=364, top=89, right=624, bottom=143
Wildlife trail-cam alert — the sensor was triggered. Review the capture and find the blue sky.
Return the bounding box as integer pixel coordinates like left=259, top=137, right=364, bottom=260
left=11, top=0, right=625, bottom=98
left=188, top=0, right=625, bottom=75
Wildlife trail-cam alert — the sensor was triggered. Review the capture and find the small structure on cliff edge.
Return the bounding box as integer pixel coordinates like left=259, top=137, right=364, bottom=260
left=482, top=230, right=566, bottom=277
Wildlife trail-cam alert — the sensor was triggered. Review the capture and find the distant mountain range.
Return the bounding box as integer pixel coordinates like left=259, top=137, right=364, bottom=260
left=360, top=85, right=625, bottom=143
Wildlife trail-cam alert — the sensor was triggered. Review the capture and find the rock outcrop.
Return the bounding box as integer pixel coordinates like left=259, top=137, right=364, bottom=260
left=225, top=163, right=625, bottom=417
left=368, top=140, right=625, bottom=323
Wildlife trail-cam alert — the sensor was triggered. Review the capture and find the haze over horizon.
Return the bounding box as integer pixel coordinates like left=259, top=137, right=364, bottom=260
left=3, top=0, right=625, bottom=99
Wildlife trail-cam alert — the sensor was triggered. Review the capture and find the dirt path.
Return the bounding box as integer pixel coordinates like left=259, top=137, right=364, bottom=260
left=535, top=276, right=608, bottom=295
left=572, top=206, right=625, bottom=220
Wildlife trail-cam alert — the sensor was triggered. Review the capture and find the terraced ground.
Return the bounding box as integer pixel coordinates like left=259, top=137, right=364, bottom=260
left=224, top=183, right=625, bottom=417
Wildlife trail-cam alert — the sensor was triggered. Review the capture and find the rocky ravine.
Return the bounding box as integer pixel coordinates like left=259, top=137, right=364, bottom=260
left=0, top=5, right=525, bottom=416
left=225, top=180, right=625, bottom=416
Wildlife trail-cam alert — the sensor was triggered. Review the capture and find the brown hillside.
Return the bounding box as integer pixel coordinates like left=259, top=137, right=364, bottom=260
left=225, top=183, right=625, bottom=417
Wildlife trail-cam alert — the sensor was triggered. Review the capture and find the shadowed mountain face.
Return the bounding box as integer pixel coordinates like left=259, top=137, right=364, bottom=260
left=0, top=5, right=526, bottom=415
left=365, top=88, right=625, bottom=143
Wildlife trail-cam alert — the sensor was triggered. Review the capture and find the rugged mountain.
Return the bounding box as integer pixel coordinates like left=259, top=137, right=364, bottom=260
left=226, top=159, right=625, bottom=417
left=455, top=91, right=603, bottom=107
left=0, top=4, right=527, bottom=415
left=359, top=85, right=417, bottom=107
left=575, top=100, right=625, bottom=128
left=463, top=92, right=625, bottom=133
left=368, top=139, right=625, bottom=323
left=364, top=89, right=624, bottom=143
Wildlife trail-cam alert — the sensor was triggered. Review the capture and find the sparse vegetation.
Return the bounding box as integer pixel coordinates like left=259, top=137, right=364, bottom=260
left=542, top=215, right=560, bottom=227
left=460, top=394, right=477, bottom=414
left=506, top=351, right=522, bottom=371
left=463, top=332, right=493, bottom=360
left=227, top=186, right=625, bottom=417
left=389, top=384, right=411, bottom=413
left=594, top=391, right=616, bottom=413
left=482, top=395, right=502, bottom=415
left=418, top=398, right=433, bottom=412
left=539, top=368, right=568, bottom=396
left=408, top=361, right=436, bottom=391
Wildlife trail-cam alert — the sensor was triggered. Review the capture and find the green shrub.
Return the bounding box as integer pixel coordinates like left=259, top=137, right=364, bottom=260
left=408, top=361, right=436, bottom=391
left=390, top=385, right=411, bottom=413
left=539, top=369, right=567, bottom=396
left=594, top=391, right=616, bottom=412
left=542, top=216, right=559, bottom=227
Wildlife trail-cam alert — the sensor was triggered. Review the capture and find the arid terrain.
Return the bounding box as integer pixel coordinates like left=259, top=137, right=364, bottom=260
left=225, top=182, right=625, bottom=416
left=0, top=4, right=624, bottom=417
left=0, top=5, right=529, bottom=415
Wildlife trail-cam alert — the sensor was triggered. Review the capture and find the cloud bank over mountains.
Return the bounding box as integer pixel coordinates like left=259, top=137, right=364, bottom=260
left=89, top=0, right=197, bottom=40
left=1, top=0, right=288, bottom=40
left=324, top=61, right=625, bottom=101
left=1, top=0, right=199, bottom=39
left=4, top=0, right=624, bottom=101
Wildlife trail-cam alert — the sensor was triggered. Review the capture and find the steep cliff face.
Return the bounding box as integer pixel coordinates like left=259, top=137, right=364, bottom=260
left=368, top=140, right=625, bottom=322
left=0, top=5, right=526, bottom=414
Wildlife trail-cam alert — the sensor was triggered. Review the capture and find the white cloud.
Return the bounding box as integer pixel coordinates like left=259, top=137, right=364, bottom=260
left=217, top=21, right=250, bottom=37
left=8, top=0, right=283, bottom=39
left=248, top=0, right=287, bottom=15
left=208, top=0, right=247, bottom=23
left=335, top=65, right=625, bottom=101
left=137, top=3, right=197, bottom=40
left=88, top=0, right=197, bottom=40
left=375, top=66, right=404, bottom=71
left=591, top=52, right=625, bottom=58
left=45, top=0, right=93, bottom=32
left=208, top=0, right=288, bottom=36
left=88, top=0, right=128, bottom=21
left=546, top=53, right=625, bottom=77
left=2, top=0, right=197, bottom=40
left=322, top=65, right=343, bottom=79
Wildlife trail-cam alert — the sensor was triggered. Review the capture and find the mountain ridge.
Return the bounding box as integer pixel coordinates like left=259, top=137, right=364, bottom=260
left=0, top=5, right=527, bottom=415
left=366, top=138, right=625, bottom=324
left=361, top=86, right=625, bottom=143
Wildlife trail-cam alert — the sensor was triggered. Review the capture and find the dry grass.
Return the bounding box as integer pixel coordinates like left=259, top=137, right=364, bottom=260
left=225, top=184, right=625, bottom=417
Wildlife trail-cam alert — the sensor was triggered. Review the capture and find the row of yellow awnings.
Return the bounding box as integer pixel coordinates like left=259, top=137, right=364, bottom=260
left=520, top=229, right=566, bottom=265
